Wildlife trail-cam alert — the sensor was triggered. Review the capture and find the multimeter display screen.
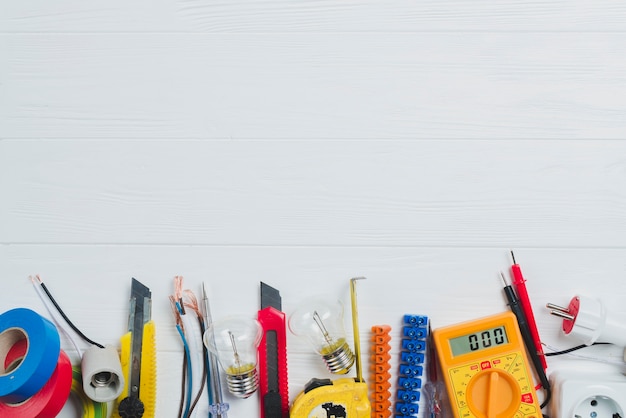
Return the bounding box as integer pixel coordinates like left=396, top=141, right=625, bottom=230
left=449, top=325, right=509, bottom=356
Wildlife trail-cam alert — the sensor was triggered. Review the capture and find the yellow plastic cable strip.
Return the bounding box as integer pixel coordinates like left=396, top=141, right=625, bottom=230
left=72, top=366, right=111, bottom=418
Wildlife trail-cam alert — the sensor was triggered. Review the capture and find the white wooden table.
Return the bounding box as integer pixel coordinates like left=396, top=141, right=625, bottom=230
left=2, top=2, right=626, bottom=417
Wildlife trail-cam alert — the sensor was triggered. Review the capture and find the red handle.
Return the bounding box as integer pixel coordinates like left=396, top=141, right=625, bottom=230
left=258, top=306, right=289, bottom=418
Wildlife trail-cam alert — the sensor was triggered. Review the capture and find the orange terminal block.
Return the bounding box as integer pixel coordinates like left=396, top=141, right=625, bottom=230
left=370, top=325, right=392, bottom=418
left=375, top=344, right=390, bottom=354
left=372, top=363, right=391, bottom=375
left=374, top=399, right=392, bottom=411
left=372, top=352, right=392, bottom=365
left=374, top=391, right=390, bottom=403
left=374, top=372, right=391, bottom=383
left=374, top=380, right=391, bottom=393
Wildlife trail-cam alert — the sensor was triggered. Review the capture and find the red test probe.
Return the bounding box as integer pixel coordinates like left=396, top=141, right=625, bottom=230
left=510, top=251, right=547, bottom=372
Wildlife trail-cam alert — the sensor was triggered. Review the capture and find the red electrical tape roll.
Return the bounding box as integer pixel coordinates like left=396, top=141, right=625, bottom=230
left=0, top=339, right=73, bottom=418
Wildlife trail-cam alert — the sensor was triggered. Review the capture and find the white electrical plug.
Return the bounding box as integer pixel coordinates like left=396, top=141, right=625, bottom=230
left=550, top=369, right=626, bottom=418
left=547, top=295, right=626, bottom=348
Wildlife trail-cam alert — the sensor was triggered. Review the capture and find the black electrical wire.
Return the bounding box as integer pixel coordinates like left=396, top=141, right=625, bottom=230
left=540, top=386, right=551, bottom=409
left=178, top=349, right=187, bottom=418
left=187, top=357, right=207, bottom=418
left=537, top=342, right=611, bottom=412
left=187, top=316, right=208, bottom=417
left=544, top=342, right=609, bottom=356
left=39, top=281, right=105, bottom=349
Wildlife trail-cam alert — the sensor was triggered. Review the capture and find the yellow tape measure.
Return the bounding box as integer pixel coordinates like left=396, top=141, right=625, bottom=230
left=433, top=311, right=541, bottom=418
left=289, top=377, right=369, bottom=418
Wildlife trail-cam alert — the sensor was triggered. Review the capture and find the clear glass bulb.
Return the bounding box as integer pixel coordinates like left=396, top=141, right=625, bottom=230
left=203, top=316, right=263, bottom=398
left=288, top=296, right=355, bottom=374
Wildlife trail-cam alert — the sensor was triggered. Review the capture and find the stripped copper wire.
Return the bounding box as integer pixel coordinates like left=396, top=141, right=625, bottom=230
left=183, top=289, right=203, bottom=320
left=169, top=275, right=209, bottom=418
left=169, top=295, right=184, bottom=328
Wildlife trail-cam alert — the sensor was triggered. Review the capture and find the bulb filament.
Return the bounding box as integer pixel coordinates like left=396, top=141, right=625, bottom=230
left=229, top=331, right=243, bottom=372
left=313, top=311, right=335, bottom=349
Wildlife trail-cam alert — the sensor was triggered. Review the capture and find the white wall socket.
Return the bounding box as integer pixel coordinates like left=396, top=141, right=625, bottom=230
left=550, top=369, right=626, bottom=418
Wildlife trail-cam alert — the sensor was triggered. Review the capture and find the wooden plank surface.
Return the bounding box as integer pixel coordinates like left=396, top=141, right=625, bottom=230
left=1, top=33, right=625, bottom=140
left=2, top=0, right=626, bottom=33
left=2, top=140, right=626, bottom=247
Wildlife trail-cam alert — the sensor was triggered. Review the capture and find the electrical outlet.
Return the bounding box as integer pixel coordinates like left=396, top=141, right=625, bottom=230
left=550, top=369, right=626, bottom=418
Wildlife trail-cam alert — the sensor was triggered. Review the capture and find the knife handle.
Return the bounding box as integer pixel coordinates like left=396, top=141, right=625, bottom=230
left=258, top=306, right=289, bottom=418
left=112, top=321, right=157, bottom=418
left=140, top=320, right=157, bottom=418
left=111, top=332, right=131, bottom=418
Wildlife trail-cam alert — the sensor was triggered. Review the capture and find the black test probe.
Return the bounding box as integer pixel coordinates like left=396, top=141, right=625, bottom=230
left=501, top=273, right=552, bottom=410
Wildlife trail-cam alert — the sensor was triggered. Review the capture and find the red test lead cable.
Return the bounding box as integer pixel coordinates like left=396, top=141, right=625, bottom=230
left=510, top=251, right=547, bottom=372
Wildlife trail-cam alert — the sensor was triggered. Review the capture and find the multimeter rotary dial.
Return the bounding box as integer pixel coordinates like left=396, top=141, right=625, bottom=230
left=466, top=369, right=520, bottom=417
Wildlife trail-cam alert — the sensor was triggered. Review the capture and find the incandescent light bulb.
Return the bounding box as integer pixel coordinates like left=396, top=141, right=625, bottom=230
left=288, top=296, right=355, bottom=374
left=203, top=316, right=263, bottom=399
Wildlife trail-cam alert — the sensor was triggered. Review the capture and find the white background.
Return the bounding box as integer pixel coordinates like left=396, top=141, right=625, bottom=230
left=2, top=2, right=626, bottom=417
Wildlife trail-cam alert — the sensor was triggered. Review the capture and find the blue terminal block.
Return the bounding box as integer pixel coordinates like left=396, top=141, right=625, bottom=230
left=401, top=339, right=426, bottom=352
left=397, top=389, right=420, bottom=403
left=400, top=351, right=425, bottom=365
left=399, top=364, right=423, bottom=378
left=402, top=326, right=428, bottom=339
left=396, top=314, right=429, bottom=417
left=398, top=376, right=422, bottom=391
left=395, top=402, right=419, bottom=416
left=403, top=315, right=428, bottom=327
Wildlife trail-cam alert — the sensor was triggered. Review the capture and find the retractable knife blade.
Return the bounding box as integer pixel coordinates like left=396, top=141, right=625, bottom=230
left=258, top=282, right=289, bottom=418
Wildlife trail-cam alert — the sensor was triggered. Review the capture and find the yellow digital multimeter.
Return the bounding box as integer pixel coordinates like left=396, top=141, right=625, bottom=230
left=433, top=311, right=541, bottom=418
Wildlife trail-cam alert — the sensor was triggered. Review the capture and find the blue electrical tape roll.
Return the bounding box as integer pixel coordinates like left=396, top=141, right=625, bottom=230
left=0, top=307, right=61, bottom=403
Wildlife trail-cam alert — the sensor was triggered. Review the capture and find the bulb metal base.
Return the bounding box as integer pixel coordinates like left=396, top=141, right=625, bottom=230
left=322, top=340, right=355, bottom=374
left=226, top=366, right=259, bottom=399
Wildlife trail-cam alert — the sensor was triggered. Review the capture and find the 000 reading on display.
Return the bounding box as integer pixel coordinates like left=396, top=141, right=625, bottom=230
left=449, top=326, right=509, bottom=356
left=433, top=312, right=542, bottom=418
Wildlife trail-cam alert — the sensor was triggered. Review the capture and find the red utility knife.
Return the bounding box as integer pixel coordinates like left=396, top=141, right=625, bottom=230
left=257, top=282, right=289, bottom=418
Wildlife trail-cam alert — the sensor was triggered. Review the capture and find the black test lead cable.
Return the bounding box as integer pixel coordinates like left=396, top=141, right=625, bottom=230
left=35, top=275, right=105, bottom=349
left=500, top=272, right=552, bottom=410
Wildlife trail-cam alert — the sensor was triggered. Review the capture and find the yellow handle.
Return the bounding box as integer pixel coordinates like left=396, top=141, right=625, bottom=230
left=141, top=321, right=157, bottom=418
left=111, top=321, right=157, bottom=418
left=110, top=332, right=131, bottom=418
